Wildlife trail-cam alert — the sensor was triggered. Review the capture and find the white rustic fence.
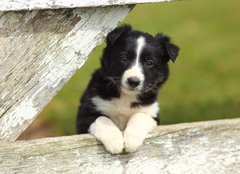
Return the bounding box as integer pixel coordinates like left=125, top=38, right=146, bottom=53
left=0, top=119, right=240, bottom=173
left=0, top=0, right=239, bottom=173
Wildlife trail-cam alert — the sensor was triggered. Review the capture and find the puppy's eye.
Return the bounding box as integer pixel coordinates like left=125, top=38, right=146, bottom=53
left=120, top=55, right=128, bottom=62
left=145, top=60, right=154, bottom=67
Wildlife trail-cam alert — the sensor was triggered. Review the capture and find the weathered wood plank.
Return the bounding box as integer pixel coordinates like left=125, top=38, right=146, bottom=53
left=0, top=6, right=133, bottom=141
left=0, top=119, right=240, bottom=174
left=0, top=0, right=172, bottom=12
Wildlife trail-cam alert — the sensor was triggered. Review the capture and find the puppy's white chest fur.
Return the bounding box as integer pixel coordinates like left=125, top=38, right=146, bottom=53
left=92, top=95, right=159, bottom=130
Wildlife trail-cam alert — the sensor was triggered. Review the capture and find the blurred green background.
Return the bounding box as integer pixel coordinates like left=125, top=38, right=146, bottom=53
left=21, top=0, right=240, bottom=139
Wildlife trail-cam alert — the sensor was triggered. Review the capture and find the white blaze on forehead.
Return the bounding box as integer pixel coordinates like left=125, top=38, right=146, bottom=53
left=135, top=37, right=146, bottom=65
left=121, top=36, right=146, bottom=92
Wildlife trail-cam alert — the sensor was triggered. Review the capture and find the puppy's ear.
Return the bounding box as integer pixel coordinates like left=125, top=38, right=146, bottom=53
left=155, top=33, right=180, bottom=62
left=107, top=24, right=132, bottom=45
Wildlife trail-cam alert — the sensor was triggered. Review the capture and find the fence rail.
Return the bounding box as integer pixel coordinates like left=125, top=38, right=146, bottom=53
left=0, top=119, right=240, bottom=173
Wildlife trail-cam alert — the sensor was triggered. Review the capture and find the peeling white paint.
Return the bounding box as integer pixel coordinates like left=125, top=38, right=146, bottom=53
left=0, top=97, right=37, bottom=139
left=11, top=98, right=37, bottom=121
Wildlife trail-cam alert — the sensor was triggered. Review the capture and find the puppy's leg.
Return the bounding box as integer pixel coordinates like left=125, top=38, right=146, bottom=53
left=124, top=113, right=157, bottom=152
left=89, top=116, right=124, bottom=154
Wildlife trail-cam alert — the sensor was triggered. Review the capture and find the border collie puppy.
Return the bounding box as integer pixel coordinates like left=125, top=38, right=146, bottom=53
left=76, top=25, right=179, bottom=154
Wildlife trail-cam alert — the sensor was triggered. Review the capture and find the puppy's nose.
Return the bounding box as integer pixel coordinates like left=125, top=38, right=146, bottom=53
left=127, top=77, right=140, bottom=88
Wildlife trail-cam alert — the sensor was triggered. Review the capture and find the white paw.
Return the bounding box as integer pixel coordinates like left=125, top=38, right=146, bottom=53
left=89, top=117, right=124, bottom=154
left=102, top=133, right=124, bottom=154
left=124, top=132, right=144, bottom=153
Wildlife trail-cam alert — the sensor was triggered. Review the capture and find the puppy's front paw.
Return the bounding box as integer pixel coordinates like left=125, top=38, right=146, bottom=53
left=124, top=131, right=144, bottom=153
left=89, top=117, right=124, bottom=154
left=102, top=132, right=124, bottom=154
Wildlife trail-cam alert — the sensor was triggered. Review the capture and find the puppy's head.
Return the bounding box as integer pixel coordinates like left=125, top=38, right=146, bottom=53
left=101, top=25, right=179, bottom=95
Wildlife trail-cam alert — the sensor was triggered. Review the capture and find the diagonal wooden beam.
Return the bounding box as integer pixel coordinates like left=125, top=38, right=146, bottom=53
left=0, top=5, right=134, bottom=141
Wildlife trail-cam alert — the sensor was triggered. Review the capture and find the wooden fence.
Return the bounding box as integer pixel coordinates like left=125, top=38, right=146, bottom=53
left=0, top=119, right=240, bottom=173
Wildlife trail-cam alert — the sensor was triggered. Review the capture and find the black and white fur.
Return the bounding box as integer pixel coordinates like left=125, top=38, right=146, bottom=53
left=76, top=25, right=179, bottom=154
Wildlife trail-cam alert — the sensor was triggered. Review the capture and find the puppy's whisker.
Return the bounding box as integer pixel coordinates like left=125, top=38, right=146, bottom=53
left=104, top=76, right=121, bottom=91
left=145, top=84, right=158, bottom=95
left=106, top=82, right=114, bottom=91
left=148, top=84, right=158, bottom=90
left=105, top=76, right=121, bottom=81
left=105, top=80, right=120, bottom=91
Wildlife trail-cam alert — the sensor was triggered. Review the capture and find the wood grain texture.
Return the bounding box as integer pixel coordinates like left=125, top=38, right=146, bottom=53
left=0, top=118, right=239, bottom=174
left=0, top=6, right=133, bottom=141
left=0, top=0, right=173, bottom=12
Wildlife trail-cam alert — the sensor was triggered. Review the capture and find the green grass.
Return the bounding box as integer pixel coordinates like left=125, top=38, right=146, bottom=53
left=39, top=0, right=240, bottom=135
